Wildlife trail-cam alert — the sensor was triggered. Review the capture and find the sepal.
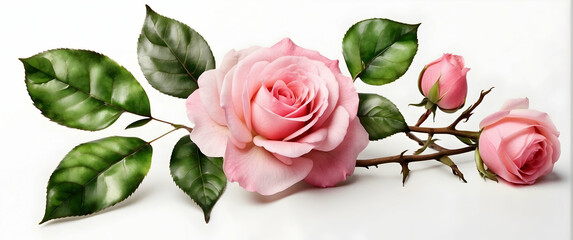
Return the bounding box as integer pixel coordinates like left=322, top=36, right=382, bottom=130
left=410, top=98, right=437, bottom=121
left=427, top=78, right=441, bottom=104
left=474, top=148, right=498, bottom=182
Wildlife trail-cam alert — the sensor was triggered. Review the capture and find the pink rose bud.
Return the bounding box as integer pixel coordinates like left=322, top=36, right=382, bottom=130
left=478, top=98, right=560, bottom=184
left=419, top=54, right=469, bottom=111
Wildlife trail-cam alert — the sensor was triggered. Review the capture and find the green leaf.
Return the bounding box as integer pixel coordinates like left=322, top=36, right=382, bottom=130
left=357, top=93, right=408, bottom=140
left=170, top=135, right=226, bottom=223
left=342, top=18, right=419, bottom=85
left=125, top=118, right=152, bottom=130
left=21, top=49, right=151, bottom=131
left=138, top=5, right=215, bottom=98
left=41, top=136, right=152, bottom=224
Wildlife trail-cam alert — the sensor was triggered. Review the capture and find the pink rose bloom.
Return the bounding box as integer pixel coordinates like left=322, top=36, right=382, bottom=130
left=186, top=38, right=369, bottom=195
left=478, top=98, right=560, bottom=184
left=419, top=54, right=469, bottom=110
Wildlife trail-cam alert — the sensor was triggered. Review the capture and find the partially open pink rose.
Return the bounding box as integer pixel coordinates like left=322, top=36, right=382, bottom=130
left=186, top=38, right=369, bottom=195
left=419, top=54, right=469, bottom=110
left=478, top=98, right=560, bottom=184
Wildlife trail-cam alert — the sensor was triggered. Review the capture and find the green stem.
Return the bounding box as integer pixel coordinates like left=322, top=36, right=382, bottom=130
left=149, top=116, right=193, bottom=132
left=147, top=127, right=184, bottom=145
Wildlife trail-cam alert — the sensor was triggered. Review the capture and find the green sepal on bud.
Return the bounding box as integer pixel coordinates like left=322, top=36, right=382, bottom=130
left=427, top=77, right=441, bottom=104
left=425, top=77, right=465, bottom=114
left=409, top=98, right=438, bottom=121
left=474, top=148, right=498, bottom=182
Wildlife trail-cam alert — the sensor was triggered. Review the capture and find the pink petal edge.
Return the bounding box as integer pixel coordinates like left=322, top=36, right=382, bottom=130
left=224, top=142, right=313, bottom=195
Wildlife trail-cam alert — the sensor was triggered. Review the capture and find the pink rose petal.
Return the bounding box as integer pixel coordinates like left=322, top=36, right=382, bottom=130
left=303, top=118, right=369, bottom=187
left=500, top=97, right=529, bottom=111
left=224, top=143, right=313, bottom=195
left=186, top=91, right=230, bottom=157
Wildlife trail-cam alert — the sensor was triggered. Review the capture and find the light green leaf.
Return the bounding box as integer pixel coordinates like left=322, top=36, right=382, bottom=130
left=343, top=18, right=419, bottom=85
left=357, top=93, right=408, bottom=140
left=41, top=136, right=152, bottom=224
left=170, top=135, right=226, bottom=223
left=138, top=5, right=215, bottom=98
left=21, top=49, right=151, bottom=131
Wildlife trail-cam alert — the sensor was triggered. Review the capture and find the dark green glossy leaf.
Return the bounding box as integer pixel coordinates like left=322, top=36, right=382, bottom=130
left=138, top=5, right=215, bottom=98
left=21, top=49, right=151, bottom=131
left=358, top=93, right=408, bottom=140
left=41, top=136, right=152, bottom=224
left=343, top=18, right=419, bottom=85
left=170, top=135, right=226, bottom=223
left=125, top=117, right=152, bottom=129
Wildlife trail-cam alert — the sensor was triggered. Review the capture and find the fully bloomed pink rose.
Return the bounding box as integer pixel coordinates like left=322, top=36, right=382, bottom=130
left=186, top=38, right=369, bottom=195
left=419, top=54, right=469, bottom=110
left=478, top=98, right=560, bottom=184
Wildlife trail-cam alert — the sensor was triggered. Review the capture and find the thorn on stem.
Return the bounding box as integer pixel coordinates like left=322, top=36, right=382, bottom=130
left=463, top=113, right=473, bottom=123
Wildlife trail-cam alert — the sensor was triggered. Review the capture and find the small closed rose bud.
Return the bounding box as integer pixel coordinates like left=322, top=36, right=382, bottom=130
left=418, top=54, right=469, bottom=111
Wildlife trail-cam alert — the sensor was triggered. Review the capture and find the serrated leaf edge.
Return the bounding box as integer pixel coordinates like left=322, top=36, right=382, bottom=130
left=40, top=137, right=152, bottom=224
left=343, top=18, right=420, bottom=82
left=169, top=136, right=226, bottom=223
left=21, top=49, right=151, bottom=131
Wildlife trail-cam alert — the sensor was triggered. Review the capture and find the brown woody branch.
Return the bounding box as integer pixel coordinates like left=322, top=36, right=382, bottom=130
left=356, top=146, right=475, bottom=167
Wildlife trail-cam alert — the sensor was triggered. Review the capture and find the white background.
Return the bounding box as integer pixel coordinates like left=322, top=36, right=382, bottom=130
left=0, top=0, right=570, bottom=239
